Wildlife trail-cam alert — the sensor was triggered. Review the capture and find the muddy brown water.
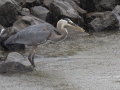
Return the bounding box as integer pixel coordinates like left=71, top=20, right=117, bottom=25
left=1, top=30, right=120, bottom=90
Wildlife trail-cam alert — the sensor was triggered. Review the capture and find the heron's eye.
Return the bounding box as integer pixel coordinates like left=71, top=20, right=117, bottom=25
left=68, top=21, right=73, bottom=25
left=68, top=19, right=73, bottom=24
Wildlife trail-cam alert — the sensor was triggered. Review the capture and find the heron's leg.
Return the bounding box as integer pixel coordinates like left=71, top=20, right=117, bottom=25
left=28, top=45, right=37, bottom=67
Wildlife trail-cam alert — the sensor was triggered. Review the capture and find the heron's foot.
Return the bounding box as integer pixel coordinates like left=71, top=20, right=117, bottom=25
left=28, top=55, right=35, bottom=67
left=29, top=65, right=37, bottom=72
left=29, top=65, right=35, bottom=69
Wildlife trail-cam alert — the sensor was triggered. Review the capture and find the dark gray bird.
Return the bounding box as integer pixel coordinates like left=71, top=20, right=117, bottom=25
left=4, top=18, right=85, bottom=67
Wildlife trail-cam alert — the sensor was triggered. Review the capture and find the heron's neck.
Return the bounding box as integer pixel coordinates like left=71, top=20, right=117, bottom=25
left=53, top=23, right=67, bottom=42
left=57, top=21, right=68, bottom=34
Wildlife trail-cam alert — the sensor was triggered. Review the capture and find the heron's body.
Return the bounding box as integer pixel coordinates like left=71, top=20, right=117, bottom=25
left=4, top=18, right=85, bottom=67
left=4, top=22, right=68, bottom=45
left=5, top=23, right=54, bottom=45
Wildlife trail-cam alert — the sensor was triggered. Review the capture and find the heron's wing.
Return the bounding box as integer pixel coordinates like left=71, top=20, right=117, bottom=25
left=4, top=24, right=54, bottom=45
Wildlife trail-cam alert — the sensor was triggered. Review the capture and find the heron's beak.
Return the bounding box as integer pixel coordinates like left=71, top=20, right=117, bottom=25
left=70, top=23, right=85, bottom=32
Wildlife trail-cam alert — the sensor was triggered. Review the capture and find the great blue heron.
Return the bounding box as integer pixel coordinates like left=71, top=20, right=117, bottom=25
left=4, top=18, right=85, bottom=67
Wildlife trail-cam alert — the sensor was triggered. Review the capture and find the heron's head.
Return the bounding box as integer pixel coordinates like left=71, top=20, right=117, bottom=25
left=57, top=18, right=85, bottom=32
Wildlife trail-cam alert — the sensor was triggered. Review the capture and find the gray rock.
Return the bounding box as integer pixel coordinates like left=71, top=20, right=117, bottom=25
left=0, top=0, right=14, bottom=6
left=95, top=0, right=120, bottom=11
left=79, top=0, right=120, bottom=12
left=0, top=62, right=33, bottom=73
left=50, top=0, right=84, bottom=26
left=66, top=0, right=87, bottom=16
left=0, top=52, right=33, bottom=73
left=79, top=0, right=96, bottom=12
left=50, top=0, right=80, bottom=18
left=0, top=2, right=19, bottom=27
left=22, top=0, right=42, bottom=7
left=11, top=15, right=46, bottom=32
left=6, top=52, right=25, bottom=63
left=31, top=6, right=50, bottom=21
left=86, top=11, right=119, bottom=32
left=21, top=8, right=30, bottom=16
left=25, top=0, right=37, bottom=3
left=43, top=0, right=53, bottom=8
left=14, top=0, right=23, bottom=5
left=72, top=0, right=80, bottom=5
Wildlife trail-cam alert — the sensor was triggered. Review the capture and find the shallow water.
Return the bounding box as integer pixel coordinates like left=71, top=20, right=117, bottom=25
left=1, top=30, right=120, bottom=90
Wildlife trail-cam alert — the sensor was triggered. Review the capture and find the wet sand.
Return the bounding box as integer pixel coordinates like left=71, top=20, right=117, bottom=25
left=1, top=31, right=120, bottom=90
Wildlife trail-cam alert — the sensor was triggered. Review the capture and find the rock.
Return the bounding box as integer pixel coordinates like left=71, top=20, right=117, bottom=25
left=11, top=15, right=46, bottom=32
left=0, top=0, right=14, bottom=6
left=0, top=2, right=19, bottom=27
left=14, top=0, right=23, bottom=5
left=50, top=0, right=84, bottom=26
left=0, top=52, right=33, bottom=73
left=79, top=0, right=120, bottom=12
left=21, top=8, right=30, bottom=16
left=25, top=0, right=37, bottom=3
left=0, top=0, right=21, bottom=12
left=43, top=0, right=84, bottom=16
left=66, top=0, right=87, bottom=16
left=0, top=62, right=33, bottom=73
left=72, top=0, right=80, bottom=5
left=30, top=6, right=50, bottom=21
left=43, top=0, right=53, bottom=8
left=86, top=11, right=119, bottom=32
left=112, top=5, right=120, bottom=27
left=79, top=0, right=96, bottom=12
left=6, top=52, right=24, bottom=63
left=22, top=0, right=42, bottom=8
left=95, top=0, right=120, bottom=11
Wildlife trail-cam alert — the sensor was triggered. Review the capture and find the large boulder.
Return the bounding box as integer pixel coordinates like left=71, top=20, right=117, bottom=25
left=94, top=0, right=120, bottom=11
left=0, top=0, right=14, bottom=6
left=49, top=0, right=84, bottom=26
left=79, top=0, right=96, bottom=12
left=66, top=0, right=87, bottom=16
left=0, top=52, right=33, bottom=73
left=30, top=6, right=50, bottom=21
left=11, top=15, right=46, bottom=32
left=86, top=11, right=119, bottom=32
left=0, top=2, right=19, bottom=27
left=22, top=0, right=42, bottom=8
left=79, top=0, right=120, bottom=12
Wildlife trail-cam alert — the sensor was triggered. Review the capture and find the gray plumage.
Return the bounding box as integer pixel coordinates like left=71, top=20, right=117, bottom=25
left=4, top=23, right=54, bottom=45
